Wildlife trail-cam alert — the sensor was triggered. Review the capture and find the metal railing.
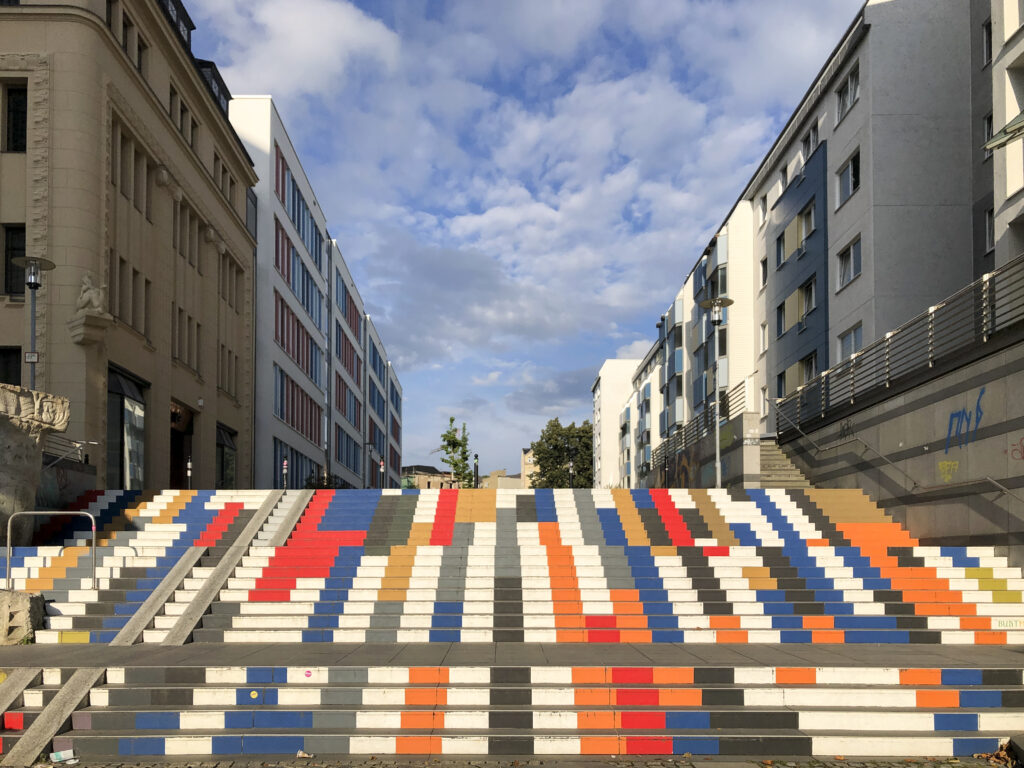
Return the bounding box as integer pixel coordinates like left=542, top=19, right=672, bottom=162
left=776, top=254, right=1024, bottom=440
left=649, top=379, right=748, bottom=476
left=6, top=511, right=96, bottom=590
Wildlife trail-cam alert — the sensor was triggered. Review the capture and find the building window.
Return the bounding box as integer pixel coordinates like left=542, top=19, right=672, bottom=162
left=136, top=36, right=148, bottom=75
left=3, top=83, right=27, bottom=153
left=760, top=322, right=767, bottom=354
left=800, top=278, right=816, bottom=321
left=0, top=347, right=19, bottom=386
left=3, top=224, right=25, bottom=296
left=779, top=165, right=788, bottom=190
left=801, top=121, right=819, bottom=160
left=121, top=13, right=133, bottom=54
left=982, top=19, right=992, bottom=66
left=800, top=352, right=818, bottom=384
left=215, top=424, right=237, bottom=490
left=984, top=113, right=994, bottom=160
left=776, top=372, right=786, bottom=399
left=776, top=303, right=785, bottom=338
left=837, top=237, right=862, bottom=288
left=758, top=195, right=767, bottom=227
left=839, top=324, right=863, bottom=360
left=760, top=256, right=768, bottom=288
left=106, top=369, right=146, bottom=490
left=775, top=233, right=785, bottom=267
left=761, top=386, right=768, bottom=417
left=837, top=151, right=860, bottom=206
left=799, top=200, right=815, bottom=244
left=985, top=208, right=995, bottom=252
left=836, top=64, right=860, bottom=123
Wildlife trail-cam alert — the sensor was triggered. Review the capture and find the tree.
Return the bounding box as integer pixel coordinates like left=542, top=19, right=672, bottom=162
left=437, top=416, right=474, bottom=488
left=529, top=418, right=593, bottom=488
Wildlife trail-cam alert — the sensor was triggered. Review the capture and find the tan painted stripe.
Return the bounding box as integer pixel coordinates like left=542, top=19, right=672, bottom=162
left=611, top=489, right=651, bottom=548
left=688, top=489, right=739, bottom=546
left=455, top=489, right=496, bottom=522
left=805, top=488, right=888, bottom=524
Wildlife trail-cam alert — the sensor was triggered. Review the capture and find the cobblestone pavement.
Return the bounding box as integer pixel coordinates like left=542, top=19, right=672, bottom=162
left=50, top=757, right=1000, bottom=768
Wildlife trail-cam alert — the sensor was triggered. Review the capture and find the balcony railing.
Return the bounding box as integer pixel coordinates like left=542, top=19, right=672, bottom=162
left=776, top=254, right=1024, bottom=441
left=648, top=379, right=748, bottom=476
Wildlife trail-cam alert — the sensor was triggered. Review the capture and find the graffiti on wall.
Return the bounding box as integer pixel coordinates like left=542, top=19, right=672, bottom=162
left=1008, top=436, right=1024, bottom=462
left=945, top=387, right=985, bottom=454
left=938, top=460, right=959, bottom=483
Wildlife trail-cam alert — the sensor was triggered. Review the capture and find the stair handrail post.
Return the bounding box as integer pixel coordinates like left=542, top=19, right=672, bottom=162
left=6, top=510, right=97, bottom=590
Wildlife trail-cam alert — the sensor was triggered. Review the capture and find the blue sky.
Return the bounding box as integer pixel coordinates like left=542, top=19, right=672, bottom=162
left=188, top=0, right=864, bottom=474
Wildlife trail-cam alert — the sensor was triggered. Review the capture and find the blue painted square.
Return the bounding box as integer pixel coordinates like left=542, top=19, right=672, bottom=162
left=780, top=631, right=812, bottom=643
left=213, top=736, right=244, bottom=754
left=253, top=711, right=312, bottom=728
left=959, top=690, right=1001, bottom=708
left=130, top=737, right=166, bottom=755
left=942, top=669, right=983, bottom=685
left=934, top=714, right=978, bottom=731
left=308, top=615, right=338, bottom=629
left=434, top=601, right=463, bottom=614
left=667, top=712, right=710, bottom=729
left=302, top=630, right=329, bottom=643
left=954, top=738, right=999, bottom=756
left=673, top=737, right=719, bottom=755
left=647, top=615, right=680, bottom=629
left=246, top=667, right=274, bottom=683
left=225, top=711, right=254, bottom=729
left=771, top=616, right=803, bottom=629
left=429, top=629, right=461, bottom=642
left=846, top=630, right=907, bottom=644
left=432, top=614, right=462, bottom=628
left=652, top=629, right=685, bottom=643
left=135, top=712, right=179, bottom=730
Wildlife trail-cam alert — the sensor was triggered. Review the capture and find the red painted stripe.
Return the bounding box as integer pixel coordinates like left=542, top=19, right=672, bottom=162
left=587, top=629, right=621, bottom=643
left=649, top=489, right=695, bottom=546
left=429, top=489, right=458, bottom=546
left=585, top=615, right=618, bottom=629
left=626, top=736, right=673, bottom=755
left=702, top=546, right=730, bottom=557
left=3, top=712, right=23, bottom=730
left=616, top=688, right=659, bottom=706
left=621, top=711, right=666, bottom=730
left=611, top=667, right=653, bottom=684
left=194, top=502, right=243, bottom=548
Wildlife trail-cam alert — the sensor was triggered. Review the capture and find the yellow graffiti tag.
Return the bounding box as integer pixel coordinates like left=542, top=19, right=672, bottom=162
left=939, top=460, right=959, bottom=483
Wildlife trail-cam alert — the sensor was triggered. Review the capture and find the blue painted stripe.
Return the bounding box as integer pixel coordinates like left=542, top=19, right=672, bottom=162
left=135, top=712, right=179, bottom=730
left=942, top=669, right=983, bottom=685
left=954, top=738, right=999, bottom=756
left=673, top=737, right=719, bottom=755
left=934, top=713, right=978, bottom=731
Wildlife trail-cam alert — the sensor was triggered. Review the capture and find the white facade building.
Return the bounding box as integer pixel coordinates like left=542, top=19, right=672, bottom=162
left=591, top=359, right=639, bottom=489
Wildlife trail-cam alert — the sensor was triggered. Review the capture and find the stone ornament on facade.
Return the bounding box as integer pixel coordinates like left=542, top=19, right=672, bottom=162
left=0, top=383, right=70, bottom=544
left=67, top=271, right=113, bottom=346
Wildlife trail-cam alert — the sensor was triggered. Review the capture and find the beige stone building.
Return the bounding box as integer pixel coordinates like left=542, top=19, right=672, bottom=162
left=0, top=0, right=257, bottom=489
left=400, top=465, right=458, bottom=490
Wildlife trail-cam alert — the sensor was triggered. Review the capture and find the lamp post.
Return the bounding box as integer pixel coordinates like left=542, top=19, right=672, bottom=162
left=11, top=256, right=56, bottom=390
left=699, top=296, right=734, bottom=489
left=568, top=458, right=574, bottom=489
left=473, top=453, right=479, bottom=489
left=379, top=456, right=384, bottom=489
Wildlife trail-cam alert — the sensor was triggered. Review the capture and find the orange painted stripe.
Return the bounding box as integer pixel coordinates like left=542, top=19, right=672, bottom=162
left=581, top=737, right=620, bottom=755
left=960, top=616, right=991, bottom=630
left=578, top=711, right=615, bottom=730
left=917, top=690, right=959, bottom=708
left=409, top=667, right=448, bottom=684
left=716, top=630, right=747, bottom=643
left=620, top=629, right=653, bottom=642
left=405, top=688, right=446, bottom=706
left=776, top=668, right=816, bottom=684
left=660, top=688, right=701, bottom=706
left=652, top=667, right=694, bottom=685
left=397, top=736, right=441, bottom=755
left=806, top=538, right=830, bottom=547
left=618, top=615, right=649, bottom=629
left=575, top=688, right=611, bottom=706
left=556, top=630, right=587, bottom=643
left=610, top=589, right=639, bottom=602
left=801, top=615, right=835, bottom=629
left=811, top=630, right=845, bottom=644
left=975, top=631, right=1007, bottom=644
left=401, top=711, right=443, bottom=729
left=900, top=669, right=940, bottom=686
left=572, top=668, right=606, bottom=684
left=709, top=615, right=742, bottom=630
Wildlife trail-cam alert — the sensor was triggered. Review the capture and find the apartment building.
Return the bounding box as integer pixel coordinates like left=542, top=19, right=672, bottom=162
left=230, top=97, right=402, bottom=490
left=0, top=0, right=257, bottom=489
left=595, top=0, right=992, bottom=488
left=619, top=342, right=663, bottom=488
left=591, top=358, right=638, bottom=489
left=229, top=96, right=329, bottom=489
left=990, top=0, right=1024, bottom=267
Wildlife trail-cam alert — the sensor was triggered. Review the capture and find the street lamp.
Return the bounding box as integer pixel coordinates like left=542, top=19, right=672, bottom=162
left=699, top=296, right=734, bottom=489
left=11, top=256, right=56, bottom=390
left=568, top=458, right=574, bottom=489
left=473, top=453, right=479, bottom=489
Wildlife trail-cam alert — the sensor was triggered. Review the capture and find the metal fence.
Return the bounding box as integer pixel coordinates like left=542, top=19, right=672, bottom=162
left=648, top=379, right=748, bottom=480
left=776, top=254, right=1024, bottom=441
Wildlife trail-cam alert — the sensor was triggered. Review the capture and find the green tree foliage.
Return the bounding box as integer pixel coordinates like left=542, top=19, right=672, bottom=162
left=529, top=418, right=593, bottom=488
left=438, top=416, right=474, bottom=488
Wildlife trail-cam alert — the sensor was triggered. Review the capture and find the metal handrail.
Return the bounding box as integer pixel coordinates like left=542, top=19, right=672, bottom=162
left=776, top=253, right=1024, bottom=437
left=984, top=476, right=1024, bottom=506
left=849, top=435, right=921, bottom=491
left=649, top=379, right=748, bottom=474
left=768, top=397, right=826, bottom=455
left=6, top=511, right=96, bottom=590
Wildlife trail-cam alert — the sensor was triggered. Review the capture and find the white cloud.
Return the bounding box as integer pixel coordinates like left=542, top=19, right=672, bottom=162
left=189, top=0, right=864, bottom=471
left=615, top=339, right=653, bottom=360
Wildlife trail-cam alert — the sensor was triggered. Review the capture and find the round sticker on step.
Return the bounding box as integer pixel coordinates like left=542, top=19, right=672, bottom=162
left=249, top=690, right=258, bottom=699
left=304, top=670, right=311, bottom=678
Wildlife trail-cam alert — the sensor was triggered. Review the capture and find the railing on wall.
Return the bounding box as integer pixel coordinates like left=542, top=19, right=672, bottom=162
left=776, top=255, right=1024, bottom=442
left=648, top=379, right=749, bottom=482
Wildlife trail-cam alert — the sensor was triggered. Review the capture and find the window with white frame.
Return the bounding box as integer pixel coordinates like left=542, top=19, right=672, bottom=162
left=839, top=324, right=863, bottom=360
left=761, top=387, right=768, bottom=417
left=800, top=278, right=816, bottom=321
left=836, top=65, right=859, bottom=122
left=837, top=237, right=861, bottom=288
left=760, top=256, right=768, bottom=288
left=758, top=195, right=767, bottom=227
left=760, top=322, right=767, bottom=354
left=801, top=121, right=819, bottom=160
left=986, top=208, right=995, bottom=252
left=837, top=151, right=860, bottom=206
left=799, top=200, right=815, bottom=245
left=982, top=19, right=992, bottom=66
left=779, top=165, right=788, bottom=190
left=984, top=113, right=993, bottom=160
left=800, top=352, right=818, bottom=384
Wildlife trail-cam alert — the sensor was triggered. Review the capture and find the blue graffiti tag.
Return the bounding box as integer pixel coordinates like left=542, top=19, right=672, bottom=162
left=945, top=387, right=985, bottom=454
